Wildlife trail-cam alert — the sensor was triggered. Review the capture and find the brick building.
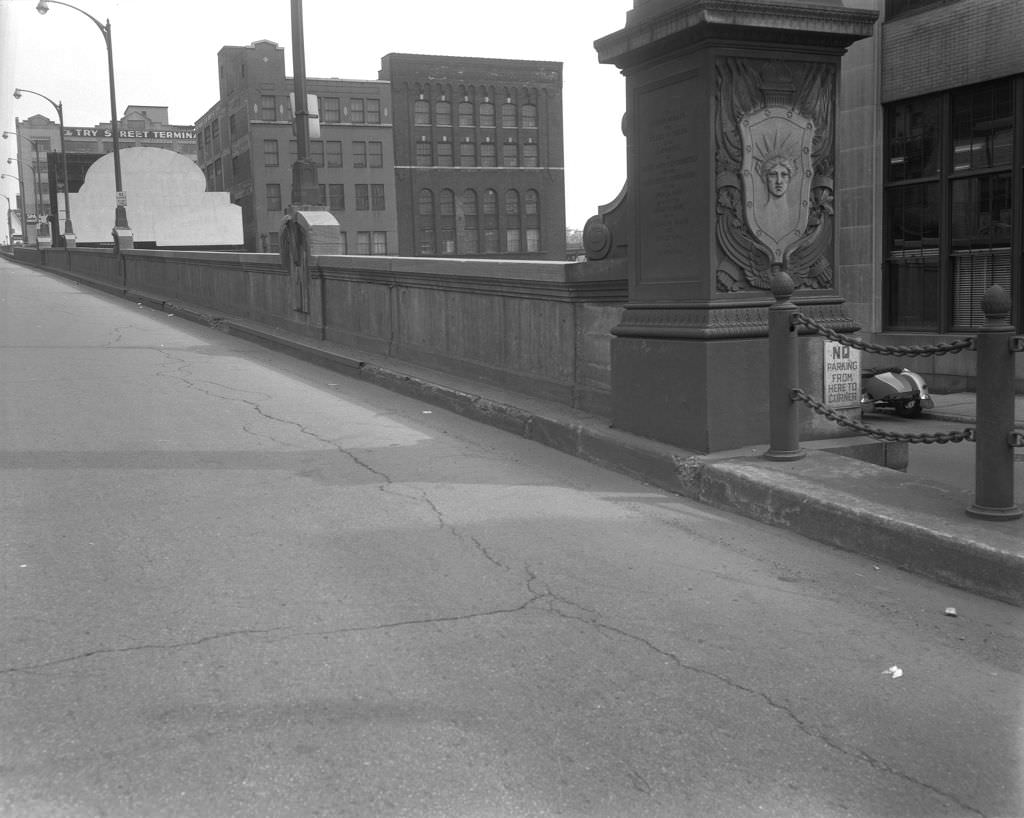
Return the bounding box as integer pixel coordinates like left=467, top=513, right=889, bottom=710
left=379, top=53, right=566, bottom=260
left=835, top=0, right=1024, bottom=389
left=197, top=42, right=567, bottom=259
left=197, top=40, right=396, bottom=254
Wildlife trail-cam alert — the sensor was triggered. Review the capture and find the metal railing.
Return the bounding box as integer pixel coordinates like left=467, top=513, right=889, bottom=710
left=766, top=266, right=1022, bottom=520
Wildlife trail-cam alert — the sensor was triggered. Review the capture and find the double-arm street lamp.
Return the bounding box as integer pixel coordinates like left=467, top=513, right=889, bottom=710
left=36, top=0, right=131, bottom=248
left=14, top=88, right=74, bottom=247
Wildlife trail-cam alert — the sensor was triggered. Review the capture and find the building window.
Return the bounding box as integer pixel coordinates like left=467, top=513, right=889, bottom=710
left=461, top=189, right=479, bottom=254
left=414, top=99, right=430, bottom=126
left=435, top=100, right=452, bottom=127
left=329, top=183, right=344, bottom=211
left=355, top=183, right=369, bottom=210
left=502, top=102, right=517, bottom=129
left=371, top=184, right=385, bottom=211
left=353, top=141, right=367, bottom=168
left=318, top=184, right=327, bottom=207
left=338, top=231, right=348, bottom=254
left=368, top=141, right=383, bottom=168
left=327, top=140, right=342, bottom=167
left=266, top=183, right=282, bottom=211
left=372, top=231, right=388, bottom=255
left=366, top=98, right=381, bottom=124
left=885, top=0, right=946, bottom=18
left=310, top=141, right=324, bottom=166
left=264, top=139, right=279, bottom=167
left=521, top=143, right=538, bottom=168
left=458, top=101, right=474, bottom=127
left=415, top=141, right=432, bottom=166
left=884, top=78, right=1019, bottom=333
left=459, top=142, right=476, bottom=166
left=357, top=231, right=371, bottom=254
left=436, top=142, right=453, bottom=167
left=439, top=189, right=456, bottom=254
left=321, top=96, right=341, bottom=123
left=350, top=98, right=364, bottom=123
left=480, top=142, right=497, bottom=167
left=505, top=190, right=521, bottom=252
left=521, top=104, right=537, bottom=129
left=260, top=95, right=277, bottom=121
left=525, top=189, right=540, bottom=252
left=483, top=188, right=499, bottom=253
left=502, top=142, right=518, bottom=167
left=479, top=101, right=495, bottom=128
left=417, top=189, right=435, bottom=255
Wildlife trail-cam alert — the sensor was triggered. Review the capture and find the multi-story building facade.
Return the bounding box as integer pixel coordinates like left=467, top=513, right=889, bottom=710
left=838, top=0, right=1023, bottom=388
left=197, top=40, right=397, bottom=255
left=198, top=42, right=567, bottom=259
left=379, top=53, right=566, bottom=260
left=10, top=106, right=196, bottom=245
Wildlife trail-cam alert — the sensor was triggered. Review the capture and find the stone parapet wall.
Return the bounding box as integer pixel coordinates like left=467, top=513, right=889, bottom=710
left=14, top=247, right=626, bottom=416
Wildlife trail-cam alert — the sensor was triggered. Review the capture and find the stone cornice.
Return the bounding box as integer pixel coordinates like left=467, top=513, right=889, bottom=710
left=596, top=0, right=878, bottom=67
left=611, top=299, right=857, bottom=339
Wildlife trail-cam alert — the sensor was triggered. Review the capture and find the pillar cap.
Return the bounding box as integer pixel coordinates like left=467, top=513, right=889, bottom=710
left=596, top=0, right=878, bottom=68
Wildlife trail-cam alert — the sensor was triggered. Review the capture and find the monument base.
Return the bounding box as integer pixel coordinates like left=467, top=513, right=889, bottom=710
left=612, top=332, right=859, bottom=454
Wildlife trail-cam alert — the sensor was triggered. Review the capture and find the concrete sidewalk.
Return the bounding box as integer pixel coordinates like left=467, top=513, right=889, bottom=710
left=158, top=304, right=1020, bottom=609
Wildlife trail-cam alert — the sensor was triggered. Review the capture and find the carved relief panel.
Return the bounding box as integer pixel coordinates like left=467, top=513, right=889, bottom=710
left=715, top=58, right=836, bottom=293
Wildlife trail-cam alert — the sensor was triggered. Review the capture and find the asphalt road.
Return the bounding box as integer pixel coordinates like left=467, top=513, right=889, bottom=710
left=2, top=260, right=1022, bottom=818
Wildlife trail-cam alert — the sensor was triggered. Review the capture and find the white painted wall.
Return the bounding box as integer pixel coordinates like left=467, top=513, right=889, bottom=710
left=69, top=147, right=242, bottom=246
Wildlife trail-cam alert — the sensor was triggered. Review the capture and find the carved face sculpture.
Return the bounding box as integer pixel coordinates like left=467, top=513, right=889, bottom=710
left=762, top=156, right=796, bottom=199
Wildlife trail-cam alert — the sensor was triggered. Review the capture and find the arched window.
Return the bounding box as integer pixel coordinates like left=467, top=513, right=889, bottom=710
left=525, top=189, right=540, bottom=252
left=502, top=101, right=517, bottom=129
left=479, top=101, right=495, bottom=128
left=458, top=101, right=474, bottom=127
left=417, top=189, right=435, bottom=255
left=461, top=190, right=479, bottom=254
left=505, top=190, right=521, bottom=253
left=439, top=189, right=457, bottom=255
left=414, top=99, right=430, bottom=126
left=482, top=189, right=499, bottom=253
left=435, top=100, right=452, bottom=127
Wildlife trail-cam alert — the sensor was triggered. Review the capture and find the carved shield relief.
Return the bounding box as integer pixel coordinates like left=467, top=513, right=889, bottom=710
left=715, top=58, right=836, bottom=293
left=739, top=107, right=815, bottom=265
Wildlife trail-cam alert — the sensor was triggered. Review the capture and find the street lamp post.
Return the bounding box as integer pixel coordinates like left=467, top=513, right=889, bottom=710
left=1, top=173, right=22, bottom=243
left=1, top=192, right=13, bottom=247
left=36, top=0, right=131, bottom=249
left=3, top=131, right=37, bottom=234
left=14, top=88, right=75, bottom=247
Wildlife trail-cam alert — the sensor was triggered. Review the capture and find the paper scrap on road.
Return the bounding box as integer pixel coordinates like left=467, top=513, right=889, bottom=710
left=883, top=665, right=904, bottom=679
left=944, top=607, right=958, bottom=617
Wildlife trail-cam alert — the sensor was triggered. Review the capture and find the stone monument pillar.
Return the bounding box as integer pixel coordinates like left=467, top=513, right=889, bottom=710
left=595, top=0, right=877, bottom=453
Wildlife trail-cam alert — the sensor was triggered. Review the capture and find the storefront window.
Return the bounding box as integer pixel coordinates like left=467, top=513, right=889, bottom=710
left=884, top=78, right=1019, bottom=332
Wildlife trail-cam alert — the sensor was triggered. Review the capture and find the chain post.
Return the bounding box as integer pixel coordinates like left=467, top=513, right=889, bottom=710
left=765, top=265, right=805, bottom=461
left=967, top=285, right=1022, bottom=520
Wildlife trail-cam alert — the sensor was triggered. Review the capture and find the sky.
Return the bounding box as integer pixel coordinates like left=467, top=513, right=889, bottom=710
left=0, top=0, right=630, bottom=234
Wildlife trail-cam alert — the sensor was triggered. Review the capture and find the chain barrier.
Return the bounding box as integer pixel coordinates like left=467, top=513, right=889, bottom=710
left=791, top=389, right=975, bottom=444
left=791, top=312, right=974, bottom=357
